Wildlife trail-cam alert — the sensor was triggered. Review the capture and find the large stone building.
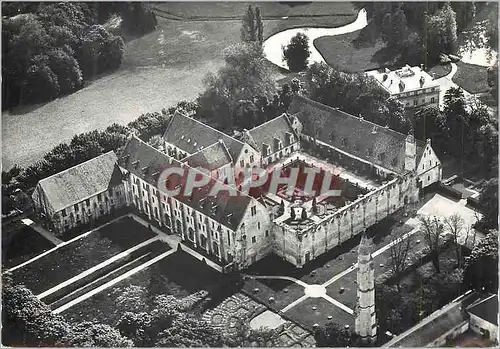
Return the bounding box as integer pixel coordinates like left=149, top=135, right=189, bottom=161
left=32, top=151, right=128, bottom=234
left=32, top=95, right=442, bottom=271
left=366, top=65, right=440, bottom=110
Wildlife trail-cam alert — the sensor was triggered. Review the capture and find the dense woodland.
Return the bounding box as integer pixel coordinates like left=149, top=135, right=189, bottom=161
left=353, top=2, right=494, bottom=66
left=1, top=2, right=157, bottom=109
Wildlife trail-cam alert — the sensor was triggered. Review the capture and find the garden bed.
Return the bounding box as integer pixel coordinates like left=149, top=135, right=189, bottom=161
left=2, top=224, right=55, bottom=269
left=46, top=240, right=170, bottom=309
left=62, top=249, right=227, bottom=325
left=11, top=216, right=156, bottom=295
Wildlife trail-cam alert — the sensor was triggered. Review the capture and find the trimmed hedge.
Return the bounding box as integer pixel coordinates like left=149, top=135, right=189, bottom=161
left=466, top=196, right=485, bottom=212
left=437, top=183, right=463, bottom=200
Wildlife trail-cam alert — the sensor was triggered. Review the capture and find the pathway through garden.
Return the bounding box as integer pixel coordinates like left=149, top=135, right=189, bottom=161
left=244, top=221, right=421, bottom=316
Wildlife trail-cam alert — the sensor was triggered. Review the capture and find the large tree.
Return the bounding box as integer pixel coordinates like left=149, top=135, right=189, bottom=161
left=479, top=178, right=499, bottom=229
left=463, top=233, right=498, bottom=293
left=305, top=62, right=410, bottom=133
left=388, top=227, right=412, bottom=291
left=241, top=5, right=263, bottom=44
left=282, top=32, right=310, bottom=72
left=419, top=215, right=446, bottom=273
left=198, top=42, right=275, bottom=130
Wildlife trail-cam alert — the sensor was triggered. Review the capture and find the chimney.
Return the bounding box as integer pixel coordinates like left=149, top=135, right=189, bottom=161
left=419, top=76, right=425, bottom=87
left=426, top=138, right=431, bottom=145
left=420, top=64, right=424, bottom=71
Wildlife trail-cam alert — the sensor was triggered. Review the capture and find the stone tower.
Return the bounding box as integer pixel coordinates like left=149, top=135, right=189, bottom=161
left=354, top=231, right=377, bottom=343
left=405, top=133, right=416, bottom=172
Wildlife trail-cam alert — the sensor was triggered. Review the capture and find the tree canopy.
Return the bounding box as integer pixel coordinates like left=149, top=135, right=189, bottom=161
left=305, top=62, right=410, bottom=133
left=241, top=5, right=263, bottom=44
left=282, top=32, right=310, bottom=72
left=464, top=233, right=498, bottom=293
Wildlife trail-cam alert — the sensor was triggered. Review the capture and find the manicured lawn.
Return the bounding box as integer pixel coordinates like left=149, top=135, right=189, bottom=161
left=314, top=30, right=398, bottom=73
left=62, top=249, right=225, bottom=325
left=2, top=224, right=55, bottom=269
left=453, top=62, right=490, bottom=94
left=286, top=297, right=354, bottom=330
left=45, top=240, right=171, bottom=309
left=3, top=2, right=357, bottom=170
left=11, top=217, right=156, bottom=295
left=427, top=64, right=453, bottom=79
left=242, top=277, right=305, bottom=312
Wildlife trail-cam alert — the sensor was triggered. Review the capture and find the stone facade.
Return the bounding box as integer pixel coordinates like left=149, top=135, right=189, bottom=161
left=354, top=233, right=377, bottom=342
left=33, top=97, right=441, bottom=271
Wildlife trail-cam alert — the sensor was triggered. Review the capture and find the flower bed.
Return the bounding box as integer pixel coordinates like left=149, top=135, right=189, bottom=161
left=11, top=216, right=157, bottom=295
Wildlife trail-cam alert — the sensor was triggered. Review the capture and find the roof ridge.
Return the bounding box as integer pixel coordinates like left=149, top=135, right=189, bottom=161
left=292, top=95, right=410, bottom=140
left=39, top=151, right=116, bottom=184
left=165, top=110, right=245, bottom=146
left=248, top=113, right=287, bottom=132
left=466, top=293, right=497, bottom=310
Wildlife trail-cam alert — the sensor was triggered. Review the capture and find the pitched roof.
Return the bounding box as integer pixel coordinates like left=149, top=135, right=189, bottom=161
left=183, top=140, right=233, bottom=171
left=36, top=151, right=121, bottom=212
left=118, top=135, right=181, bottom=187
left=163, top=111, right=245, bottom=162
left=366, top=65, right=439, bottom=95
left=248, top=114, right=298, bottom=153
left=118, top=136, right=251, bottom=230
left=467, top=294, right=498, bottom=325
left=288, top=95, right=409, bottom=173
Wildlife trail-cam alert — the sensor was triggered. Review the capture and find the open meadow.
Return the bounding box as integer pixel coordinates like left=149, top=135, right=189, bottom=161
left=2, top=2, right=356, bottom=171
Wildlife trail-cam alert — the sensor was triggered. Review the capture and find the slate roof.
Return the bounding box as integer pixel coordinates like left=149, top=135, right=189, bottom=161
left=387, top=300, right=466, bottom=347
left=467, top=294, right=498, bottom=326
left=183, top=140, right=233, bottom=171
left=119, top=136, right=251, bottom=231
left=288, top=95, right=410, bottom=174
left=118, top=135, right=181, bottom=187
left=248, top=114, right=298, bottom=153
left=366, top=65, right=439, bottom=95
left=36, top=151, right=121, bottom=212
left=163, top=111, right=245, bottom=162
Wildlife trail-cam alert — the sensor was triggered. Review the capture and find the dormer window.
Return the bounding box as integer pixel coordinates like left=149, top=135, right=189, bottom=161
left=366, top=148, right=373, bottom=156
left=341, top=138, right=348, bottom=147
left=285, top=132, right=294, bottom=145
left=378, top=153, right=386, bottom=162
left=329, top=132, right=335, bottom=142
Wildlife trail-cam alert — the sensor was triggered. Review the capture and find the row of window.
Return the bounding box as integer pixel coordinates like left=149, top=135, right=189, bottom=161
left=405, top=97, right=436, bottom=107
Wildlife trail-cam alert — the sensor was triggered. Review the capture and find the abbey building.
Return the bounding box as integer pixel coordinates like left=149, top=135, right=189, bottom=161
left=32, top=95, right=442, bottom=271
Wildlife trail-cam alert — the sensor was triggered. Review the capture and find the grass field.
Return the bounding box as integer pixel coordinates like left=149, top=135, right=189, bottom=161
left=11, top=217, right=156, bottom=295
left=313, top=30, right=397, bottom=73
left=2, top=2, right=357, bottom=171
left=62, top=249, right=225, bottom=325
left=2, top=225, right=55, bottom=269
left=453, top=62, right=491, bottom=94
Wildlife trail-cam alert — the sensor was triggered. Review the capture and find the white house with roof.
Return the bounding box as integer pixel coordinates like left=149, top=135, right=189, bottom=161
left=366, top=65, right=440, bottom=109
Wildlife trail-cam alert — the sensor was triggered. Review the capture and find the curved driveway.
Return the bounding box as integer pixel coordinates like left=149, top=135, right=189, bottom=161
left=263, top=9, right=368, bottom=70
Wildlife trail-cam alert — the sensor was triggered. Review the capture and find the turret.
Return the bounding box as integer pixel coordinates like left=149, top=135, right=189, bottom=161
left=354, top=231, right=377, bottom=344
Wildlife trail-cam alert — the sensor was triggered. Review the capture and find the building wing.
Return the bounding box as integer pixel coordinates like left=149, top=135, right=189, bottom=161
left=248, top=114, right=298, bottom=154
left=288, top=95, right=408, bottom=173
left=162, top=111, right=245, bottom=161
left=35, top=151, right=121, bottom=213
